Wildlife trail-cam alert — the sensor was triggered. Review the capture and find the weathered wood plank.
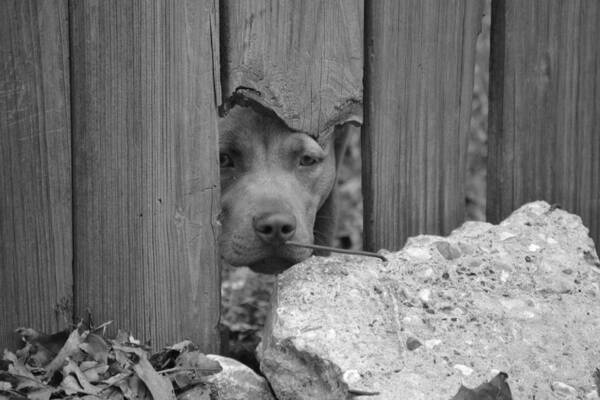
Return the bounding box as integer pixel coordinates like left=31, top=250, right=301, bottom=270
left=70, top=0, right=221, bottom=351
left=488, top=0, right=600, bottom=248
left=0, top=0, right=72, bottom=350
left=363, top=0, right=483, bottom=252
left=220, top=0, right=363, bottom=136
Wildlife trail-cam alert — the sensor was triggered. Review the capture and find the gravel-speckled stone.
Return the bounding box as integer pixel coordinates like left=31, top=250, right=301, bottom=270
left=258, top=202, right=600, bottom=400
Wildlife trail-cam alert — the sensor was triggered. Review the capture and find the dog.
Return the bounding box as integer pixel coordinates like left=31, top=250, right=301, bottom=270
left=218, top=104, right=350, bottom=274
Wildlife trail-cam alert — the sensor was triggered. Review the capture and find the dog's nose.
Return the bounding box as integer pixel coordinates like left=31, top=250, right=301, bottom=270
left=252, top=213, right=296, bottom=244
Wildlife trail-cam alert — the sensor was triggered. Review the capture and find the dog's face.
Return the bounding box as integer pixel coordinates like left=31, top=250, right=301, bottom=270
left=218, top=106, right=337, bottom=274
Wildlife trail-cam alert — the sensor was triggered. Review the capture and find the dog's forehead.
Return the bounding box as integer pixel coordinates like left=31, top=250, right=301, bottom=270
left=220, top=106, right=288, bottom=136
left=219, top=106, right=328, bottom=149
left=284, top=132, right=325, bottom=153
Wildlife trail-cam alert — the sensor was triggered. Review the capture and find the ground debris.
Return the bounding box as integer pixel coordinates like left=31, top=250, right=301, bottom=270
left=1, top=324, right=221, bottom=400
left=450, top=372, right=513, bottom=400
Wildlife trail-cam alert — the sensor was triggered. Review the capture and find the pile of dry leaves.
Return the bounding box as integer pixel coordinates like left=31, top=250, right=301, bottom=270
left=0, top=323, right=221, bottom=400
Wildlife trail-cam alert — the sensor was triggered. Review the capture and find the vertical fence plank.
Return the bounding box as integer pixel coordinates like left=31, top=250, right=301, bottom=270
left=0, top=0, right=72, bottom=349
left=70, top=0, right=221, bottom=351
left=363, top=0, right=483, bottom=252
left=220, top=0, right=363, bottom=135
left=488, top=0, right=600, bottom=247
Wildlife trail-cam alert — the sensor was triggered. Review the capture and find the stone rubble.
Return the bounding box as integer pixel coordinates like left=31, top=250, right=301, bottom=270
left=257, top=202, right=600, bottom=399
left=205, top=355, right=275, bottom=400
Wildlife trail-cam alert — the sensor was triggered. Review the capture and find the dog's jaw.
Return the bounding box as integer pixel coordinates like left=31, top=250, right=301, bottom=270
left=246, top=257, right=302, bottom=274
left=219, top=215, right=315, bottom=273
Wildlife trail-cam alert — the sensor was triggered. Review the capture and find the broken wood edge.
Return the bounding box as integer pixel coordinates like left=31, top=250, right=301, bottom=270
left=219, top=87, right=363, bottom=142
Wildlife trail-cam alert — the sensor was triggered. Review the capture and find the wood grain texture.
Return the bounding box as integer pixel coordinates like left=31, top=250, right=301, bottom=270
left=488, top=0, right=600, bottom=248
left=0, top=0, right=72, bottom=350
left=70, top=0, right=221, bottom=351
left=363, top=0, right=483, bottom=252
left=220, top=0, right=363, bottom=136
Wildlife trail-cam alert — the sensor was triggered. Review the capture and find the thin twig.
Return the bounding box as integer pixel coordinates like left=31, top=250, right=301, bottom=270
left=159, top=367, right=191, bottom=375
left=91, top=320, right=113, bottom=333
left=98, top=372, right=133, bottom=393
left=286, top=241, right=388, bottom=262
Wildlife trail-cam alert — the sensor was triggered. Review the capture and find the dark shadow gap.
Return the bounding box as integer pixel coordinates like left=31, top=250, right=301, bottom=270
left=466, top=0, right=491, bottom=222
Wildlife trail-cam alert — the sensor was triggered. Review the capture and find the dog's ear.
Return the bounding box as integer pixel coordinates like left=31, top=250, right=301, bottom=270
left=313, top=123, right=356, bottom=252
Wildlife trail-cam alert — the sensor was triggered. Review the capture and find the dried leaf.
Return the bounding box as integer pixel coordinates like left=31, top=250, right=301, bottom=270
left=0, top=360, right=10, bottom=372
left=169, top=341, right=197, bottom=353
left=80, top=362, right=109, bottom=383
left=113, top=345, right=176, bottom=400
left=97, top=372, right=131, bottom=399
left=176, top=385, right=212, bottom=400
left=0, top=372, right=18, bottom=390
left=149, top=349, right=179, bottom=372
left=3, top=324, right=219, bottom=400
left=62, top=358, right=102, bottom=395
left=4, top=355, right=37, bottom=384
left=150, top=340, right=201, bottom=372
left=0, top=390, right=27, bottom=399
left=80, top=333, right=110, bottom=365
left=15, top=329, right=68, bottom=356
left=60, top=374, right=84, bottom=396
left=99, top=388, right=125, bottom=400
left=101, top=372, right=131, bottom=387
left=116, top=375, right=151, bottom=400
left=450, top=372, right=513, bottom=400
left=13, top=329, right=41, bottom=344
left=24, top=388, right=52, bottom=400
left=113, top=331, right=130, bottom=346
left=12, top=375, right=46, bottom=392
left=175, top=352, right=222, bottom=376
left=1, top=359, right=45, bottom=393
left=170, top=370, right=195, bottom=390
left=44, top=329, right=88, bottom=379
left=14, top=329, right=69, bottom=368
left=156, top=352, right=223, bottom=391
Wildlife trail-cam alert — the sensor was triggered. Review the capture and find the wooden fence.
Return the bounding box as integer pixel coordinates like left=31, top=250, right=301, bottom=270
left=1, top=0, right=598, bottom=351
left=1, top=0, right=221, bottom=352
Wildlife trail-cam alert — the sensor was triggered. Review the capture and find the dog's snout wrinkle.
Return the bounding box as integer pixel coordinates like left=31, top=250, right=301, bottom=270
left=252, top=212, right=297, bottom=244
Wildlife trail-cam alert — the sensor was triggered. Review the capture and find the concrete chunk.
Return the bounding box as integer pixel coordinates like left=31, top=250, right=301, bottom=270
left=258, top=202, right=600, bottom=399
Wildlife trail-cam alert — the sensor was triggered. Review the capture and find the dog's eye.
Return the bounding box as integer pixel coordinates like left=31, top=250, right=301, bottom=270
left=299, top=155, right=319, bottom=166
left=220, top=153, right=234, bottom=168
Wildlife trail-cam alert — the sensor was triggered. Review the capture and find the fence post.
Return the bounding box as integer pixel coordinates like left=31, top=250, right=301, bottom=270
left=70, top=0, right=221, bottom=351
left=363, top=0, right=483, bottom=252
left=0, top=0, right=73, bottom=350
left=220, top=0, right=363, bottom=136
left=488, top=0, right=600, bottom=247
